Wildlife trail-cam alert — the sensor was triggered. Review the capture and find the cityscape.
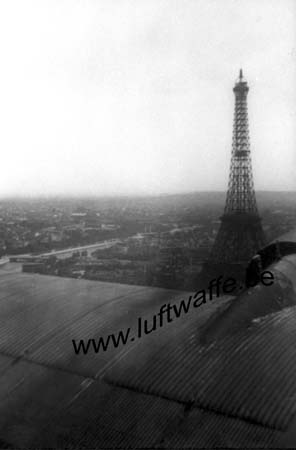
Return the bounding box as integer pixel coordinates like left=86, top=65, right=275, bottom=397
left=1, top=190, right=296, bottom=290
left=2, top=69, right=294, bottom=294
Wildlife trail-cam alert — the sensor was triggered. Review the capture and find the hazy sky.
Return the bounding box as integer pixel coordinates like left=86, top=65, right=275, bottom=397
left=0, top=0, right=295, bottom=197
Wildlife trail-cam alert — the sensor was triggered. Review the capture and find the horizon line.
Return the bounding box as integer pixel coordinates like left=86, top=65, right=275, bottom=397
left=0, top=189, right=295, bottom=201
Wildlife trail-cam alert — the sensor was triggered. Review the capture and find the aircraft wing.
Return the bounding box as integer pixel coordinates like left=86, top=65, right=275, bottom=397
left=0, top=230, right=295, bottom=448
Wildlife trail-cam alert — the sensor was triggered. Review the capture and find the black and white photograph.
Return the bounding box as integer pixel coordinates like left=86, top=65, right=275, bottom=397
left=0, top=0, right=295, bottom=448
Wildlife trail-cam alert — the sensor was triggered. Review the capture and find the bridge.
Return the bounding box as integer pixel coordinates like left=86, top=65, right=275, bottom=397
left=9, top=239, right=120, bottom=262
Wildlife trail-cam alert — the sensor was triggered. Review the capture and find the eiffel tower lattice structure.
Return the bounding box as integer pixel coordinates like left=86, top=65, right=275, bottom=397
left=205, top=70, right=265, bottom=282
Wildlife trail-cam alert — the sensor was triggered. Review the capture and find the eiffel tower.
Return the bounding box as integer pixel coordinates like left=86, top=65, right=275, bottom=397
left=204, top=70, right=265, bottom=283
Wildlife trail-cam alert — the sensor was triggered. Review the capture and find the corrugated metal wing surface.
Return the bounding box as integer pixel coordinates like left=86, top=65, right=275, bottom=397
left=161, top=407, right=280, bottom=448
left=0, top=359, right=85, bottom=448
left=30, top=380, right=184, bottom=448
left=105, top=306, right=296, bottom=431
